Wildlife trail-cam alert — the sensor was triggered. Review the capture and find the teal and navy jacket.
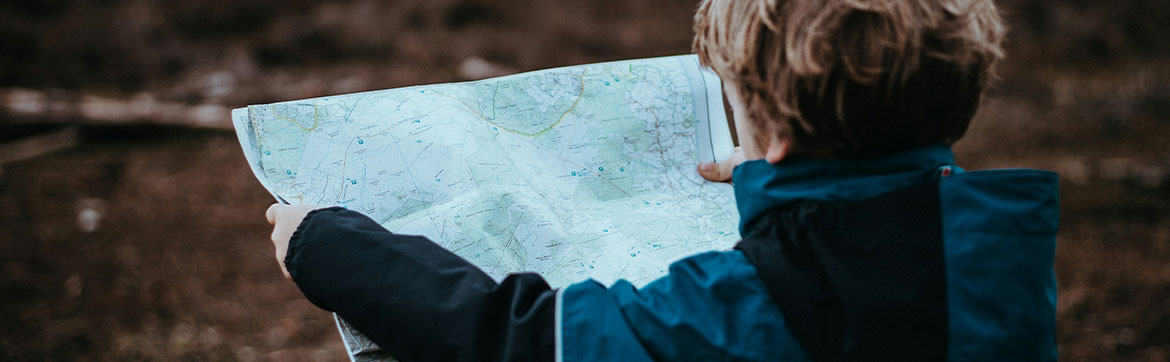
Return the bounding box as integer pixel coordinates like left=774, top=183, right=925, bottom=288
left=284, top=145, right=1060, bottom=361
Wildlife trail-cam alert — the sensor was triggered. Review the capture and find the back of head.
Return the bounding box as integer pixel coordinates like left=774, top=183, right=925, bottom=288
left=694, top=0, right=1005, bottom=158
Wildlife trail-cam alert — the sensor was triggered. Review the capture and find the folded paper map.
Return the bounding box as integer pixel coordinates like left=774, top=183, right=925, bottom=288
left=232, top=54, right=739, bottom=361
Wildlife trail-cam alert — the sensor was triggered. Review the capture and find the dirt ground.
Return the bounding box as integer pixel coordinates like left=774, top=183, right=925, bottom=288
left=2, top=0, right=1169, bottom=361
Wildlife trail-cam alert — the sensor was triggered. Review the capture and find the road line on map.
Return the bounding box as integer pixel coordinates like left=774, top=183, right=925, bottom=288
left=269, top=102, right=319, bottom=131
left=630, top=100, right=677, bottom=191
left=595, top=174, right=634, bottom=198
left=337, top=135, right=359, bottom=202
left=532, top=67, right=588, bottom=137
left=335, top=111, right=439, bottom=202
left=432, top=68, right=586, bottom=138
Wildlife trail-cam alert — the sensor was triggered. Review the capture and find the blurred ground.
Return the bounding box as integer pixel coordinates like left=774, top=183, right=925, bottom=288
left=1, top=0, right=1168, bottom=360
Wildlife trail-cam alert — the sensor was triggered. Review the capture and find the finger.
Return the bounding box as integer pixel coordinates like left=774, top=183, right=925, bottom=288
left=697, top=162, right=727, bottom=182
left=275, top=247, right=292, bottom=280
left=697, top=154, right=734, bottom=180
left=266, top=203, right=281, bottom=225
left=698, top=161, right=732, bottom=182
left=720, top=150, right=746, bottom=177
left=698, top=151, right=743, bottom=182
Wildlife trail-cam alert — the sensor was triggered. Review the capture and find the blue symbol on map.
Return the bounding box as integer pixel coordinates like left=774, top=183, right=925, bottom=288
left=357, top=139, right=364, bottom=144
left=598, top=166, right=604, bottom=171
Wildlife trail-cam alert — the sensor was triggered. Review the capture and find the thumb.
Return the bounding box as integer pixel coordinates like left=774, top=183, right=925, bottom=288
left=698, top=147, right=744, bottom=183
left=266, top=203, right=281, bottom=225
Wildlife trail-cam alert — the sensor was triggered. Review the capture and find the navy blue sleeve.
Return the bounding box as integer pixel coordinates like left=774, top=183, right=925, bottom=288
left=283, top=207, right=556, bottom=362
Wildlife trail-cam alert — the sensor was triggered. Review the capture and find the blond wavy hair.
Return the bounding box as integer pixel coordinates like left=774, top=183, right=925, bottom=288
left=694, top=0, right=1006, bottom=157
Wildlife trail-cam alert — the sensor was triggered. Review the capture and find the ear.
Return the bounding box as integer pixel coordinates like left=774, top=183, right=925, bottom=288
left=763, top=137, right=790, bottom=164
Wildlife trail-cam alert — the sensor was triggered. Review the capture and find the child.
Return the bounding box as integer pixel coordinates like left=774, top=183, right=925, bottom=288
left=265, top=0, right=1058, bottom=360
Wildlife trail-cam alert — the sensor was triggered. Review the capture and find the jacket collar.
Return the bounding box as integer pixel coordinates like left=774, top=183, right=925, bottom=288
left=732, top=144, right=955, bottom=236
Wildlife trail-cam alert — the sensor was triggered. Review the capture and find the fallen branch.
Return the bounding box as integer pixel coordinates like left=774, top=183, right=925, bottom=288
left=0, top=126, right=80, bottom=165
left=1, top=88, right=232, bottom=130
